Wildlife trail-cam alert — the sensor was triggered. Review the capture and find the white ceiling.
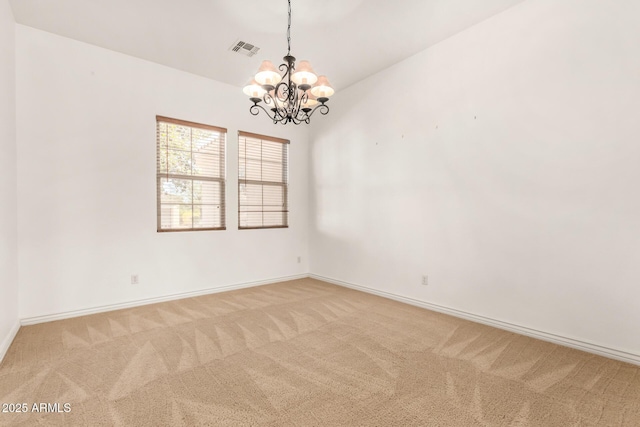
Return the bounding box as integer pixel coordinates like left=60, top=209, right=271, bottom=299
left=9, top=0, right=527, bottom=91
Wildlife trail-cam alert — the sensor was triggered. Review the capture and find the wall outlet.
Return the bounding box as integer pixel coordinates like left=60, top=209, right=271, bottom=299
left=422, top=275, right=428, bottom=286
left=297, top=256, right=301, bottom=264
left=131, top=274, right=139, bottom=285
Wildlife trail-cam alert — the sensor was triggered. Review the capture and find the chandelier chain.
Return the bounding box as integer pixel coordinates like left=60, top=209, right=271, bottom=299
left=287, top=0, right=292, bottom=56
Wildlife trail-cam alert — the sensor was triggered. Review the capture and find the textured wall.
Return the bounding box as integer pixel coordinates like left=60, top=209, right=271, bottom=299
left=309, top=0, right=640, bottom=357
left=0, top=0, right=18, bottom=359
left=16, top=26, right=310, bottom=319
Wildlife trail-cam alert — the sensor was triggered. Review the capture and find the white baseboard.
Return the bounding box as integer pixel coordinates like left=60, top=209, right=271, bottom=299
left=0, top=320, right=20, bottom=365
left=21, top=274, right=309, bottom=326
left=310, top=274, right=640, bottom=366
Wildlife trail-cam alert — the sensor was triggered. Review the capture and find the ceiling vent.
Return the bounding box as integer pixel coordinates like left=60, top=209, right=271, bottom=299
left=229, top=40, right=260, bottom=57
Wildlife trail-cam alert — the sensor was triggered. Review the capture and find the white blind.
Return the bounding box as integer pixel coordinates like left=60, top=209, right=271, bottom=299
left=156, top=116, right=226, bottom=231
left=238, top=131, right=289, bottom=229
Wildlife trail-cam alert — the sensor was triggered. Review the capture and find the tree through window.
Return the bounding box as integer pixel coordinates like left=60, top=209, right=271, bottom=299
left=156, top=116, right=226, bottom=231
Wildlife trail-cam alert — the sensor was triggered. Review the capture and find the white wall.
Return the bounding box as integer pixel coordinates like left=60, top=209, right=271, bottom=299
left=0, top=0, right=19, bottom=358
left=16, top=26, right=309, bottom=319
left=310, top=0, right=640, bottom=357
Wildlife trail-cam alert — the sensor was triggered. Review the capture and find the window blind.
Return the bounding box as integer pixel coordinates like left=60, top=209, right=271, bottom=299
left=238, top=131, right=289, bottom=229
left=156, top=116, right=226, bottom=231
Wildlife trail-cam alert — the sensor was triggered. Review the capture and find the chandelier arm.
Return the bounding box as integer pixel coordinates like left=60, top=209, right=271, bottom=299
left=294, top=91, right=308, bottom=119
left=306, top=103, right=330, bottom=119
left=272, top=89, right=287, bottom=122
left=262, top=92, right=277, bottom=114
left=289, top=89, right=298, bottom=117
left=253, top=94, right=283, bottom=124
left=249, top=103, right=273, bottom=118
left=278, top=62, right=290, bottom=77
left=272, top=100, right=285, bottom=121
left=275, top=81, right=289, bottom=102
left=266, top=89, right=287, bottom=122
left=294, top=112, right=309, bottom=125
left=252, top=99, right=309, bottom=125
left=282, top=56, right=296, bottom=103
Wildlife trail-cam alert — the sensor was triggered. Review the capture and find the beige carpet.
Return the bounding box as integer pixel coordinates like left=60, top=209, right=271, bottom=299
left=1, top=278, right=639, bottom=426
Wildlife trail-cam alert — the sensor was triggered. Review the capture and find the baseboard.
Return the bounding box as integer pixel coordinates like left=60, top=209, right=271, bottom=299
left=310, top=274, right=640, bottom=366
left=21, top=274, right=309, bottom=326
left=0, top=320, right=20, bottom=365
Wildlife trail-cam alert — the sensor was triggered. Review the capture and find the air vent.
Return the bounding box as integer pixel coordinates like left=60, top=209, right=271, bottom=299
left=229, top=40, right=260, bottom=57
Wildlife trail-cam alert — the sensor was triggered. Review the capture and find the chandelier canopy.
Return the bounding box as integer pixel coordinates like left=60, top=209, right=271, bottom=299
left=243, top=0, right=335, bottom=125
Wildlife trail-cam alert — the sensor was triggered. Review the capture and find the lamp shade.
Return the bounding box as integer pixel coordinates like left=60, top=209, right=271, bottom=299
left=243, top=79, right=267, bottom=98
left=291, top=60, right=318, bottom=86
left=310, top=75, right=335, bottom=98
left=254, top=60, right=282, bottom=86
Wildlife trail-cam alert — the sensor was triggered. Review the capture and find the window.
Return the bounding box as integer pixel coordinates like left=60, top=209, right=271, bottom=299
left=156, top=116, right=226, bottom=231
left=238, top=131, right=289, bottom=229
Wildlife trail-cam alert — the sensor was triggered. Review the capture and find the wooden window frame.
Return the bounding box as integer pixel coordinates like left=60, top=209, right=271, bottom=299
left=238, top=131, right=289, bottom=230
left=156, top=116, right=227, bottom=232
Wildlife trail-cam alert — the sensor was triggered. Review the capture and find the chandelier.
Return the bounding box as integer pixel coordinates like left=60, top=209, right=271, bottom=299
left=243, top=0, right=335, bottom=125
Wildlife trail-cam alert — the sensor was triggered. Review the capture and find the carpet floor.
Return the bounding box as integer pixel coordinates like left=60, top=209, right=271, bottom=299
left=0, top=278, right=639, bottom=426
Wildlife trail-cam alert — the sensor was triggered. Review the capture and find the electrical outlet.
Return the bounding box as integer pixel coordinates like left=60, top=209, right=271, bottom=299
left=131, top=274, right=139, bottom=285
left=297, top=256, right=301, bottom=264
left=422, top=275, right=428, bottom=286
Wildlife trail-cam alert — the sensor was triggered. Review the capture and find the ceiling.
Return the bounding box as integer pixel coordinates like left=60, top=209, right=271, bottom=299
left=9, top=0, right=527, bottom=91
